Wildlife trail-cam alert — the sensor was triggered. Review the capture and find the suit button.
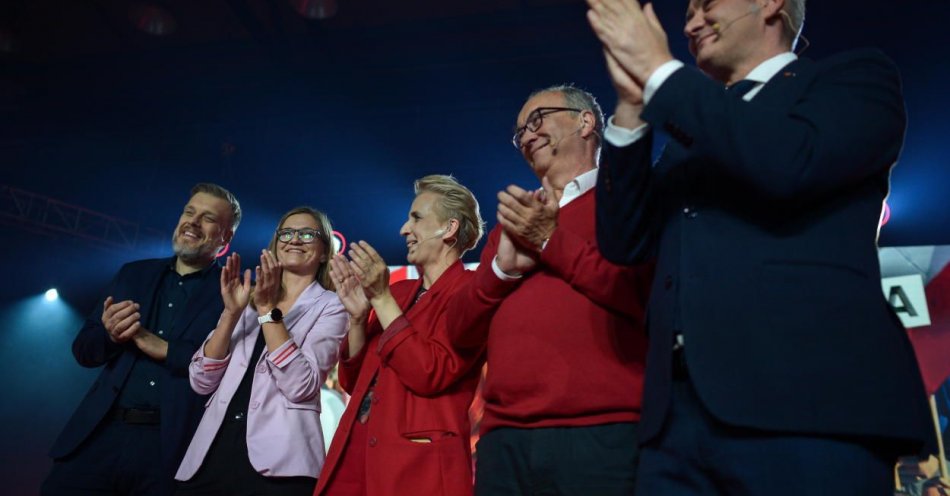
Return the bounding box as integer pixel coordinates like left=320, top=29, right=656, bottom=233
left=664, top=275, right=673, bottom=290
left=372, top=396, right=380, bottom=405
left=369, top=436, right=378, bottom=447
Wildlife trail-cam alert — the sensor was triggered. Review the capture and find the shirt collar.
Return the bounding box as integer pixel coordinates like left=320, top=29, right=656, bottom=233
left=169, top=256, right=219, bottom=278
left=559, top=168, right=598, bottom=207
left=744, top=52, right=797, bottom=85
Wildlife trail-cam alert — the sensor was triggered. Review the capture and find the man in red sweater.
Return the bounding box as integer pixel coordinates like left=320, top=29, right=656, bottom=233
left=448, top=85, right=654, bottom=495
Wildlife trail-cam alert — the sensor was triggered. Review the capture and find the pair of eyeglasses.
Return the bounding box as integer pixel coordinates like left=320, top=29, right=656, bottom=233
left=276, top=228, right=324, bottom=244
left=511, top=107, right=582, bottom=149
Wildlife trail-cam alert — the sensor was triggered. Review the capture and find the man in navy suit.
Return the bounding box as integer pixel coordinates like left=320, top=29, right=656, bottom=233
left=585, top=0, right=934, bottom=492
left=43, top=183, right=241, bottom=496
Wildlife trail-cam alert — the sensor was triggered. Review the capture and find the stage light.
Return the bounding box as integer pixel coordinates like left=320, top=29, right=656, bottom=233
left=44, top=288, right=59, bottom=302
left=332, top=230, right=347, bottom=255
left=290, top=0, right=338, bottom=19
left=216, top=243, right=231, bottom=258
left=880, top=201, right=892, bottom=227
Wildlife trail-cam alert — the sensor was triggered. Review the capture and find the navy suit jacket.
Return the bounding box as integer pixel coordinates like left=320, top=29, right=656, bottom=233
left=50, top=257, right=223, bottom=478
left=597, top=49, right=933, bottom=451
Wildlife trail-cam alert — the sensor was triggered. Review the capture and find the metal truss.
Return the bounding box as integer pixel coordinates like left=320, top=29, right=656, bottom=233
left=0, top=184, right=164, bottom=252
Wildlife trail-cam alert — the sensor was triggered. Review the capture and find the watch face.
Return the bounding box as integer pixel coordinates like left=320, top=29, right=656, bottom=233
left=271, top=308, right=283, bottom=321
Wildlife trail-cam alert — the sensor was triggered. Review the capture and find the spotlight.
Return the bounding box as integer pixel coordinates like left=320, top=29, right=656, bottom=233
left=45, top=288, right=59, bottom=302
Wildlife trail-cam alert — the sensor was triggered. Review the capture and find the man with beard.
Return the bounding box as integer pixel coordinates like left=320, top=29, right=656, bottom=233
left=43, top=183, right=241, bottom=496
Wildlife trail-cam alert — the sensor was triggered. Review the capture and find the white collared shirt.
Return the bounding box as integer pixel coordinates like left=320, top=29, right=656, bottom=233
left=604, top=52, right=798, bottom=146
left=558, top=168, right=598, bottom=208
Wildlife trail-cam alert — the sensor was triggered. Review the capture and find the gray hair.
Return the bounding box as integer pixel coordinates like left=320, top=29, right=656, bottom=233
left=528, top=83, right=604, bottom=154
left=782, top=0, right=805, bottom=50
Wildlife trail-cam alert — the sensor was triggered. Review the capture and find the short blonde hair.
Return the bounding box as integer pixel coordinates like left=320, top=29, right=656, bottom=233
left=414, top=175, right=485, bottom=255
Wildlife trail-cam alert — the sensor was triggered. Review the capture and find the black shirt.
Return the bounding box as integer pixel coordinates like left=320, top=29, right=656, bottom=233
left=224, top=328, right=268, bottom=420
left=116, top=258, right=217, bottom=409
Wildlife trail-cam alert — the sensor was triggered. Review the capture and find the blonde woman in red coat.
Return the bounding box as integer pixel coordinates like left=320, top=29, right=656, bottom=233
left=314, top=175, right=486, bottom=496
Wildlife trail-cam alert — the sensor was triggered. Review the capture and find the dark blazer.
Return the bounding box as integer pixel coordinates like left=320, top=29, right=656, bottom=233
left=49, top=257, right=223, bottom=478
left=596, top=49, right=933, bottom=451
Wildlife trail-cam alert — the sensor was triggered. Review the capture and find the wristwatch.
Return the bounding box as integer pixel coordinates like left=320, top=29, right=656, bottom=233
left=257, top=308, right=283, bottom=325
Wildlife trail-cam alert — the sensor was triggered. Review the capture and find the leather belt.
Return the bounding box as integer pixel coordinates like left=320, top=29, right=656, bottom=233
left=111, top=407, right=161, bottom=425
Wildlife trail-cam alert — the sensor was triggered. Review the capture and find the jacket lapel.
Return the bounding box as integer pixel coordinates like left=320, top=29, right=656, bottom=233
left=405, top=261, right=464, bottom=317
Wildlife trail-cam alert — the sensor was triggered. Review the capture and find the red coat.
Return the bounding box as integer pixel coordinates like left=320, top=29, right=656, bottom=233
left=314, top=261, right=484, bottom=496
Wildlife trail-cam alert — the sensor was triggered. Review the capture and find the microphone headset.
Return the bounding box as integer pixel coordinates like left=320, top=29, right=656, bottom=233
left=711, top=2, right=763, bottom=34
left=417, top=227, right=448, bottom=244
left=548, top=120, right=588, bottom=152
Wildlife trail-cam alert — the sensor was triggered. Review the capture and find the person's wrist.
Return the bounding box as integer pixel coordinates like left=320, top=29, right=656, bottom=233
left=369, top=288, right=392, bottom=306
left=222, top=307, right=243, bottom=319
left=642, top=54, right=675, bottom=86
left=494, top=256, right=522, bottom=277
left=613, top=101, right=645, bottom=129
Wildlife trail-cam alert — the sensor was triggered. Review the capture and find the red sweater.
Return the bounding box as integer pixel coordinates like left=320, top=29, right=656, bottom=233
left=449, top=189, right=653, bottom=435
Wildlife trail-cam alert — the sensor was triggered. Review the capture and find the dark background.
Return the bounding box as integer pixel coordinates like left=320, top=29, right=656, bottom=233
left=1, top=0, right=948, bottom=493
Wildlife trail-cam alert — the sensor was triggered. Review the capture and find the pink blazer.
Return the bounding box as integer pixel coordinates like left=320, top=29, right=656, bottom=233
left=176, top=281, right=348, bottom=480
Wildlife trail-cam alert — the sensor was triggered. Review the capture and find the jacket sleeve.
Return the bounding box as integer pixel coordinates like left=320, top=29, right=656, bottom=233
left=540, top=223, right=655, bottom=320
left=337, top=335, right=365, bottom=395
left=375, top=282, right=486, bottom=397
left=266, top=297, right=349, bottom=404
left=336, top=309, right=382, bottom=395
left=596, top=134, right=658, bottom=265
left=188, top=312, right=241, bottom=395
left=72, top=268, right=127, bottom=367
left=642, top=50, right=906, bottom=202
left=443, top=227, right=520, bottom=353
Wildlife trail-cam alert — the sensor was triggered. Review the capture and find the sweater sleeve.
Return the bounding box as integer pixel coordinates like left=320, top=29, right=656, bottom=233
left=375, top=282, right=486, bottom=397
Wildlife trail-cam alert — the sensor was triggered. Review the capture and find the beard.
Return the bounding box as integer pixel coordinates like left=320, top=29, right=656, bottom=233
left=172, top=231, right=219, bottom=264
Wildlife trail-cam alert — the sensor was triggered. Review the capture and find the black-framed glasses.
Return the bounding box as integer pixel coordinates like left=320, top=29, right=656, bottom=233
left=276, top=228, right=324, bottom=244
left=512, top=107, right=582, bottom=149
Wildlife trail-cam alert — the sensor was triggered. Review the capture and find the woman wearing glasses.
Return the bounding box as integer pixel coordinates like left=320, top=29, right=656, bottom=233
left=175, top=206, right=348, bottom=496
left=314, top=175, right=486, bottom=496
